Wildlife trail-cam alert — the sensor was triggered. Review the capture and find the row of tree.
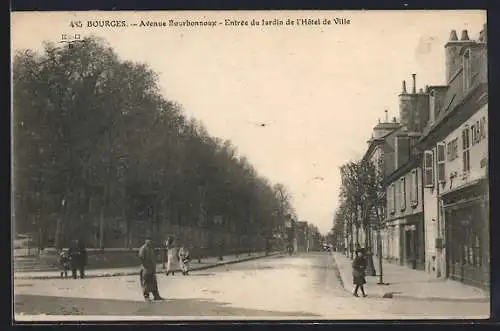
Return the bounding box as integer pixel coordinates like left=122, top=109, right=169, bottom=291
left=13, top=36, right=296, bottom=250
left=330, top=158, right=386, bottom=282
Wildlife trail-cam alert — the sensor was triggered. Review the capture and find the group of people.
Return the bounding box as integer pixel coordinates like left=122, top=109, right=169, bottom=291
left=57, top=236, right=191, bottom=301
left=58, top=239, right=88, bottom=279
left=163, top=237, right=191, bottom=276
left=139, top=237, right=191, bottom=301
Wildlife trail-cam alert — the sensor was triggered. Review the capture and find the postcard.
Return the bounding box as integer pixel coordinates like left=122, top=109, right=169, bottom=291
left=11, top=10, right=489, bottom=321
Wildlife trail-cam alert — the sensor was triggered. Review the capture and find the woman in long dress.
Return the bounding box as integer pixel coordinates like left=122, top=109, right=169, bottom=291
left=166, top=241, right=178, bottom=276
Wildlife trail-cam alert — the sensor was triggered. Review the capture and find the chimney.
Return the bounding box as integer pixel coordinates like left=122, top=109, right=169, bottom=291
left=449, top=30, right=458, bottom=41
left=385, top=109, right=389, bottom=122
left=479, top=24, right=487, bottom=42
left=392, top=117, right=397, bottom=123
left=412, top=74, right=416, bottom=94
left=460, top=29, right=470, bottom=41
left=401, top=80, right=407, bottom=94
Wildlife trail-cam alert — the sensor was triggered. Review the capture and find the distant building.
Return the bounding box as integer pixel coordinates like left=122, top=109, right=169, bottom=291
left=362, top=116, right=401, bottom=254
left=295, top=221, right=308, bottom=252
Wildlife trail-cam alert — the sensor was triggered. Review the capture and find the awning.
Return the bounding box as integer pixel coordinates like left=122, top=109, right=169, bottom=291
left=443, top=195, right=487, bottom=211
left=441, top=178, right=489, bottom=203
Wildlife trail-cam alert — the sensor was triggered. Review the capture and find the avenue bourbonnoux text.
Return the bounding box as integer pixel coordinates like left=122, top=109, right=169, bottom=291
left=11, top=10, right=489, bottom=321
left=81, top=17, right=351, bottom=28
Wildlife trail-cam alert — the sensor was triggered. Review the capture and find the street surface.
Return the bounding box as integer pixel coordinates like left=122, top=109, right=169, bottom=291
left=14, top=253, right=489, bottom=320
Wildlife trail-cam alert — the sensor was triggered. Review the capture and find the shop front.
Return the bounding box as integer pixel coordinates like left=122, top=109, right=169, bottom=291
left=400, top=214, right=425, bottom=270
left=443, top=180, right=489, bottom=289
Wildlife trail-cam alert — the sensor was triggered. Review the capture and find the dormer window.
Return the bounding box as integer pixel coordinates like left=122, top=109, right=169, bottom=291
left=463, top=48, right=472, bottom=92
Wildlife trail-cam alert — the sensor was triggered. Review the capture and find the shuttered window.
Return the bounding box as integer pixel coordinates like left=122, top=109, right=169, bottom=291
left=437, top=143, right=446, bottom=183
left=410, top=169, right=418, bottom=207
left=424, top=150, right=434, bottom=188
left=462, top=127, right=471, bottom=173
left=400, top=177, right=406, bottom=211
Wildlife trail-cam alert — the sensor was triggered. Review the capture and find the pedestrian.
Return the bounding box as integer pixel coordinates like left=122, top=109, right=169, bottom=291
left=161, top=237, right=170, bottom=270
left=178, top=243, right=191, bottom=275
left=58, top=248, right=71, bottom=278
left=68, top=239, right=87, bottom=279
left=352, top=249, right=367, bottom=297
left=166, top=238, right=177, bottom=276
left=138, top=238, right=163, bottom=301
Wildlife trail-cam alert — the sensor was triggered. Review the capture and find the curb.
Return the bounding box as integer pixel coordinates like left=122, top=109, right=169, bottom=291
left=330, top=252, right=346, bottom=291
left=330, top=253, right=489, bottom=303
left=14, top=252, right=282, bottom=280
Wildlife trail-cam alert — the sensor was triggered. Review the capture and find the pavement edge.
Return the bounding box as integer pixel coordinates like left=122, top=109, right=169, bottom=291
left=14, top=252, right=284, bottom=280
left=330, top=252, right=349, bottom=294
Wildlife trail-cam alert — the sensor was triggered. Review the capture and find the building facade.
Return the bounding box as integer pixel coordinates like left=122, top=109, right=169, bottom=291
left=362, top=117, right=401, bottom=257
left=418, top=26, right=488, bottom=288
left=384, top=158, right=425, bottom=269
left=379, top=72, right=431, bottom=270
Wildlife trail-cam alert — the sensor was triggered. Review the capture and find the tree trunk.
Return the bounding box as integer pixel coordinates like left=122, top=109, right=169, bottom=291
left=99, top=204, right=105, bottom=250
left=99, top=184, right=108, bottom=250
left=364, top=225, right=369, bottom=248
left=55, top=193, right=67, bottom=249
left=377, top=228, right=384, bottom=284
left=348, top=226, right=354, bottom=259
left=355, top=225, right=360, bottom=248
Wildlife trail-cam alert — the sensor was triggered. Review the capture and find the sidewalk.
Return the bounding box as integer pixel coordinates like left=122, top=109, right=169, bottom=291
left=14, top=251, right=281, bottom=280
left=332, top=252, right=489, bottom=302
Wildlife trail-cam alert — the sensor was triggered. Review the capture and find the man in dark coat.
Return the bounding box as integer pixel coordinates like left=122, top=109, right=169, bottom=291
left=68, top=240, right=87, bottom=279
left=352, top=249, right=367, bottom=297
left=138, top=238, right=163, bottom=301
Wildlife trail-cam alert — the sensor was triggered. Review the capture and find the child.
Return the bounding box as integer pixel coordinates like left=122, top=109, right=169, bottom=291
left=178, top=244, right=191, bottom=276
left=58, top=249, right=71, bottom=278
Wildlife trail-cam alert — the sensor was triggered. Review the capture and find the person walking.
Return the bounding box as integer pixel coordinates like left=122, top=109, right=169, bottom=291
left=68, top=240, right=87, bottom=279
left=178, top=244, right=191, bottom=275
left=166, top=238, right=178, bottom=276
left=352, top=249, right=367, bottom=297
left=138, top=238, right=163, bottom=301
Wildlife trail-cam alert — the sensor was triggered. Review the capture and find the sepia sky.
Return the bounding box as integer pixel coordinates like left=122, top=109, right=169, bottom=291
left=11, top=10, right=486, bottom=234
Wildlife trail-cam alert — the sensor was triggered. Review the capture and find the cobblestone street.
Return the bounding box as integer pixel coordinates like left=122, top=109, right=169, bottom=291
left=14, top=253, right=490, bottom=320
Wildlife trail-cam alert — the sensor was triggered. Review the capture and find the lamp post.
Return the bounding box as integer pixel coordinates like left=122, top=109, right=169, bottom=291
left=375, top=205, right=389, bottom=285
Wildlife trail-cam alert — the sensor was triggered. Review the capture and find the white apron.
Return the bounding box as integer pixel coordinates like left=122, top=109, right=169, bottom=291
left=166, top=247, right=178, bottom=272
left=178, top=248, right=190, bottom=273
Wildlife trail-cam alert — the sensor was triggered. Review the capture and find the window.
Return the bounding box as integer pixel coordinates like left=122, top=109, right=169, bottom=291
left=464, top=227, right=482, bottom=268
left=400, top=177, right=406, bottom=211
left=462, top=127, right=471, bottom=173
left=446, top=138, right=459, bottom=161
left=437, top=143, right=446, bottom=183
left=424, top=150, right=434, bottom=188
left=463, top=48, right=472, bottom=92
left=471, top=116, right=487, bottom=146
left=389, top=184, right=396, bottom=214
left=410, top=169, right=418, bottom=207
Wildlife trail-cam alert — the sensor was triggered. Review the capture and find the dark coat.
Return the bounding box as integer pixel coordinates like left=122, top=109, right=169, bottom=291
left=352, top=255, right=367, bottom=285
left=138, top=243, right=157, bottom=275
left=68, top=245, right=87, bottom=268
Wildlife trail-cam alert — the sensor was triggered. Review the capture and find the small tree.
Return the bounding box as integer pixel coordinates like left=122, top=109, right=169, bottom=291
left=363, top=160, right=388, bottom=285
